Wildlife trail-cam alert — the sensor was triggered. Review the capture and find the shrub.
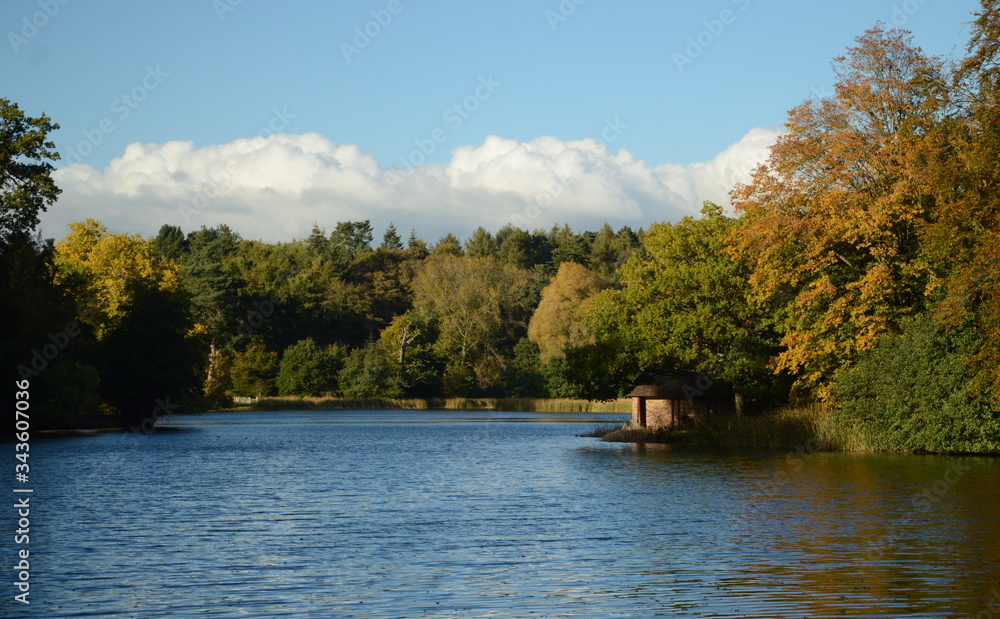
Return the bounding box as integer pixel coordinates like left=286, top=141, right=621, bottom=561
left=833, top=316, right=1000, bottom=453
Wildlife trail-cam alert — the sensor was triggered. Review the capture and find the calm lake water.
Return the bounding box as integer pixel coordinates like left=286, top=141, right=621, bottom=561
left=5, top=410, right=1000, bottom=618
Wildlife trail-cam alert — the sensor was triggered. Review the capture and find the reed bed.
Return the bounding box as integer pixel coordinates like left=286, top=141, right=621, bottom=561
left=601, top=404, right=866, bottom=452
left=249, top=396, right=631, bottom=414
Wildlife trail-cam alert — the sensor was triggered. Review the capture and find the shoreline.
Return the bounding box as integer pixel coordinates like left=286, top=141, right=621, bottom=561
left=243, top=396, right=632, bottom=414
left=596, top=405, right=1000, bottom=456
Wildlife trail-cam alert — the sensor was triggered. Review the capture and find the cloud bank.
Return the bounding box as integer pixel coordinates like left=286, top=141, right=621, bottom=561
left=45, top=128, right=780, bottom=243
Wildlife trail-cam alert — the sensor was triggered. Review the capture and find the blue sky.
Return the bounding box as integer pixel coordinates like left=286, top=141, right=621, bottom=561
left=3, top=0, right=985, bottom=242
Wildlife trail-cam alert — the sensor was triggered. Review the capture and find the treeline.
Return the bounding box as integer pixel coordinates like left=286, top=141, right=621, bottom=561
left=4, top=4, right=1000, bottom=452
left=579, top=16, right=1000, bottom=452
left=3, top=205, right=645, bottom=428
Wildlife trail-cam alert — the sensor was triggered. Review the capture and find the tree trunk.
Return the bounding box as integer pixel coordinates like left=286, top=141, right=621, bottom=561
left=206, top=339, right=218, bottom=391
left=734, top=392, right=745, bottom=418
left=398, top=326, right=408, bottom=384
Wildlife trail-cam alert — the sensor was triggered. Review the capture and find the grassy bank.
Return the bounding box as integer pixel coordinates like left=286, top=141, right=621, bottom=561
left=600, top=405, right=867, bottom=452
left=248, top=396, right=631, bottom=414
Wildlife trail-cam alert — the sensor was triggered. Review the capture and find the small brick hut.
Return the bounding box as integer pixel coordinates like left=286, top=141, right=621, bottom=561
left=627, top=371, right=734, bottom=428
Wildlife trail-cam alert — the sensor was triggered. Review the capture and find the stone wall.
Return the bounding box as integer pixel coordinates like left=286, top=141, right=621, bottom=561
left=631, top=396, right=721, bottom=428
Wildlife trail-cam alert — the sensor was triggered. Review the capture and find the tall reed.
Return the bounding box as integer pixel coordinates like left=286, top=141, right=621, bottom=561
left=601, top=404, right=866, bottom=452
left=249, top=396, right=631, bottom=414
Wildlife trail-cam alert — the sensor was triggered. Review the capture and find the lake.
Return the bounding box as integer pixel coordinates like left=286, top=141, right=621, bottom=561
left=5, top=410, right=1000, bottom=618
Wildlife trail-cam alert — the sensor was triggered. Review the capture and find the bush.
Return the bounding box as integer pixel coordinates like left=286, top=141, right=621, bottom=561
left=833, top=316, right=1000, bottom=453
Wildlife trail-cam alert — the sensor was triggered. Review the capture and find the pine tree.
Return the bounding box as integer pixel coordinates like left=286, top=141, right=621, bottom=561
left=380, top=222, right=403, bottom=250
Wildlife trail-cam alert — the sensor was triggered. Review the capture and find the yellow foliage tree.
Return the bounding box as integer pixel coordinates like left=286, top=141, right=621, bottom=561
left=54, top=218, right=181, bottom=338
left=528, top=261, right=606, bottom=363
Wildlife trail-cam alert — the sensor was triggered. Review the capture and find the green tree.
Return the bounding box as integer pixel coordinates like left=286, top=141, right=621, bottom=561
left=412, top=255, right=529, bottom=394
left=337, top=341, right=404, bottom=398
left=307, top=223, right=342, bottom=263
left=100, top=283, right=201, bottom=428
left=495, top=226, right=537, bottom=270
left=275, top=338, right=340, bottom=396
left=407, top=228, right=428, bottom=251
left=330, top=220, right=373, bottom=259
left=588, top=223, right=638, bottom=283
left=549, top=224, right=589, bottom=269
left=345, top=248, right=417, bottom=336
left=229, top=337, right=279, bottom=397
left=465, top=226, right=497, bottom=257
left=0, top=98, right=60, bottom=246
left=182, top=225, right=244, bottom=396
left=380, top=222, right=404, bottom=250
left=2, top=235, right=102, bottom=431
left=154, top=224, right=187, bottom=263
left=432, top=232, right=464, bottom=256
left=378, top=313, right=442, bottom=396
left=588, top=203, right=776, bottom=412
left=509, top=337, right=547, bottom=397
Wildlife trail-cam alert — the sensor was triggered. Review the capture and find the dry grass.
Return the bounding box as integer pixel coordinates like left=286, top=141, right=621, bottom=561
left=602, top=404, right=865, bottom=452
left=250, top=396, right=631, bottom=414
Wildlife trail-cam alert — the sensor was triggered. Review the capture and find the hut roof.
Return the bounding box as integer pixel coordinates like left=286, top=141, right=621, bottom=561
left=626, top=384, right=675, bottom=398
left=626, top=370, right=720, bottom=399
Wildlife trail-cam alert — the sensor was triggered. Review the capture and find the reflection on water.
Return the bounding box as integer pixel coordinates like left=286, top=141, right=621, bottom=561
left=4, top=410, right=999, bottom=618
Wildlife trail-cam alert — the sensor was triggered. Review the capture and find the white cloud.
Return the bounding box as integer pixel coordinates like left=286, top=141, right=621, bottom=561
left=44, top=128, right=780, bottom=243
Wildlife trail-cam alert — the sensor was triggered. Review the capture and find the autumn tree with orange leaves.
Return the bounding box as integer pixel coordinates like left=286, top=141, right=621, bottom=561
left=731, top=26, right=951, bottom=398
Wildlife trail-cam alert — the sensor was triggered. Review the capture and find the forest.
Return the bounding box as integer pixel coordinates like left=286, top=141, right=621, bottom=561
left=4, top=5, right=1000, bottom=452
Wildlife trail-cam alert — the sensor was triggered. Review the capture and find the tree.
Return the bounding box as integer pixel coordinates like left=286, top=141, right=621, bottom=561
left=99, top=283, right=200, bottom=428
left=588, top=203, right=776, bottom=411
left=182, top=225, right=244, bottom=395
left=465, top=227, right=497, bottom=257
left=1, top=234, right=101, bottom=431
left=330, top=220, right=373, bottom=259
left=495, top=225, right=537, bottom=270
left=588, top=223, right=638, bottom=283
left=275, top=338, right=340, bottom=396
left=527, top=261, right=606, bottom=362
left=378, top=313, right=441, bottom=396
left=432, top=233, right=464, bottom=256
left=833, top=315, right=1000, bottom=453
left=153, top=224, right=187, bottom=262
left=549, top=224, right=589, bottom=269
left=412, top=255, right=530, bottom=393
left=380, top=222, right=403, bottom=250
left=54, top=219, right=182, bottom=338
left=407, top=228, right=427, bottom=251
left=345, top=248, right=417, bottom=336
left=923, top=0, right=1000, bottom=401
left=229, top=337, right=279, bottom=397
left=509, top=337, right=547, bottom=397
left=307, top=223, right=339, bottom=263
left=731, top=27, right=949, bottom=398
left=337, top=341, right=404, bottom=398
left=0, top=98, right=59, bottom=246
